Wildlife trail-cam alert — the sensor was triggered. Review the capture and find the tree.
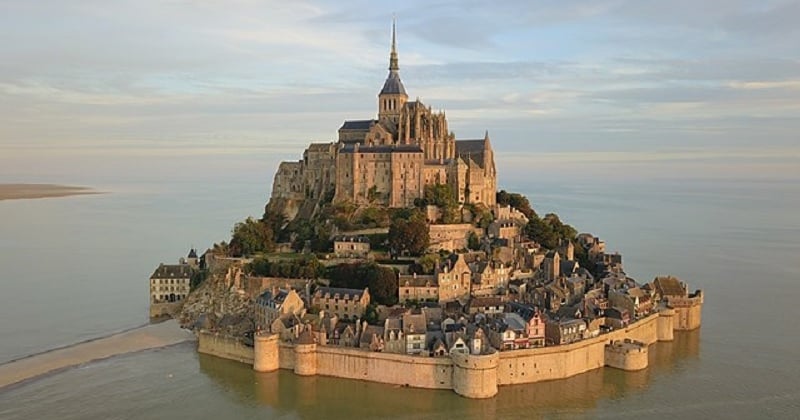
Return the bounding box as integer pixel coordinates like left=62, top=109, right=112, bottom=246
left=229, top=217, right=275, bottom=256
left=525, top=216, right=559, bottom=249
left=417, top=253, right=440, bottom=274
left=388, top=213, right=429, bottom=257
left=524, top=212, right=578, bottom=250
left=496, top=190, right=538, bottom=220
left=467, top=231, right=481, bottom=250
left=365, top=264, right=398, bottom=306
left=326, top=262, right=397, bottom=306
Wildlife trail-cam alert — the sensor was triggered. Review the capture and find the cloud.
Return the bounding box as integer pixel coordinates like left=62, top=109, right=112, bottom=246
left=0, top=0, right=798, bottom=164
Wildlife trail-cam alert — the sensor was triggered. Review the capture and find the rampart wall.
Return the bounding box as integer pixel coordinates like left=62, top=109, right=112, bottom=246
left=197, top=331, right=254, bottom=365
left=197, top=308, right=698, bottom=399
left=149, top=302, right=182, bottom=318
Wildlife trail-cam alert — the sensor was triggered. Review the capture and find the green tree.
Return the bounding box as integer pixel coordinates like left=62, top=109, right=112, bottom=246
left=365, top=264, right=398, bottom=306
left=388, top=213, right=429, bottom=257
left=467, top=231, right=481, bottom=250
left=230, top=217, right=275, bottom=256
left=496, top=190, right=538, bottom=220
left=417, top=253, right=440, bottom=274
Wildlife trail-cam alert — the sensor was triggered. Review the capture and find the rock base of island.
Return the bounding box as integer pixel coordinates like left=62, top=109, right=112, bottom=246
left=198, top=305, right=700, bottom=399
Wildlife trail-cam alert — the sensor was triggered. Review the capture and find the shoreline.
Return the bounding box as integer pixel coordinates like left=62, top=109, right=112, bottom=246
left=0, top=320, right=196, bottom=390
left=0, top=184, right=101, bottom=201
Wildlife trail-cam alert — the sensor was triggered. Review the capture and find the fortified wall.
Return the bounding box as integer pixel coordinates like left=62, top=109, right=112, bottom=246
left=198, top=303, right=699, bottom=399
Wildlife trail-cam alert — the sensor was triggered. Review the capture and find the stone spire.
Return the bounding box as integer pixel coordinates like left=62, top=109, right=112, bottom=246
left=389, top=17, right=399, bottom=71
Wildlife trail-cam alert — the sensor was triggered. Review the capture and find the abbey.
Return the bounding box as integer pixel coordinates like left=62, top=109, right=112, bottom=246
left=269, top=22, right=497, bottom=218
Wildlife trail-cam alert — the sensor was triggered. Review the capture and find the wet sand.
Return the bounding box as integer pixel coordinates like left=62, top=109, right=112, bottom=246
left=0, top=184, right=99, bottom=201
left=0, top=320, right=196, bottom=389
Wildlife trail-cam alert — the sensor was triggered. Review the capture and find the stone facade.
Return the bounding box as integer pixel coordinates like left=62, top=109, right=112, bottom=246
left=398, top=273, right=439, bottom=303
left=267, top=23, right=497, bottom=219
left=149, top=254, right=196, bottom=317
left=429, top=223, right=484, bottom=252
left=333, top=235, right=371, bottom=258
left=311, top=287, right=370, bottom=320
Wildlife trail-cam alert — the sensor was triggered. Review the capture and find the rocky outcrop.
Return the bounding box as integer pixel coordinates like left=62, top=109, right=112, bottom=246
left=179, top=272, right=256, bottom=338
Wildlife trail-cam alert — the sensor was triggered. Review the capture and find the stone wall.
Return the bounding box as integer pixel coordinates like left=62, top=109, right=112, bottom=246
left=200, top=307, right=698, bottom=399
left=149, top=302, right=182, bottom=318
left=197, top=331, right=254, bottom=365
left=315, top=346, right=454, bottom=389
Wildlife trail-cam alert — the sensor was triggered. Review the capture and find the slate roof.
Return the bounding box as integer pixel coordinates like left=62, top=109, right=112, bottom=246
left=507, top=302, right=540, bottom=322
left=338, top=144, right=423, bottom=154
left=257, top=289, right=290, bottom=306
left=470, top=296, right=504, bottom=308
left=333, top=235, right=370, bottom=243
left=150, top=264, right=193, bottom=279
left=503, top=313, right=528, bottom=331
left=339, top=119, right=376, bottom=131
left=380, top=71, right=407, bottom=95
left=399, top=274, right=437, bottom=287
left=402, top=313, right=427, bottom=335
left=455, top=139, right=487, bottom=167
left=314, top=287, right=365, bottom=301
left=561, top=260, right=579, bottom=275
left=360, top=325, right=384, bottom=347
left=654, top=276, right=685, bottom=297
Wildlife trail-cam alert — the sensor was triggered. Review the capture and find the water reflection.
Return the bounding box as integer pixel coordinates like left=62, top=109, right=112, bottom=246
left=198, top=330, right=700, bottom=419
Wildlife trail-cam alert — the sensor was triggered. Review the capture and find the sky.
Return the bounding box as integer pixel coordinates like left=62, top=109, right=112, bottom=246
left=1, top=0, right=798, bottom=181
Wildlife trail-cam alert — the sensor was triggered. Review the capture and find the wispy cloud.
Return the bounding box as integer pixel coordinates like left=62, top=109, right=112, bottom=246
left=0, top=0, right=798, bottom=163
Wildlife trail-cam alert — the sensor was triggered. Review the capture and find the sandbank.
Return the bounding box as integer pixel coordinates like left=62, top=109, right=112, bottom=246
left=0, top=184, right=99, bottom=201
left=0, top=320, right=196, bottom=389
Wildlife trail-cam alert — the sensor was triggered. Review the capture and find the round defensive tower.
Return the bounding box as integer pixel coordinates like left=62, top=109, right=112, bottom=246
left=293, top=330, right=318, bottom=376
left=605, top=339, right=649, bottom=371
left=451, top=351, right=499, bottom=399
left=253, top=332, right=280, bottom=373
left=657, top=307, right=676, bottom=342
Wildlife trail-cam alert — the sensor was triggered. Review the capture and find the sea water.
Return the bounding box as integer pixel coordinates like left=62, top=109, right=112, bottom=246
left=1, top=149, right=799, bottom=418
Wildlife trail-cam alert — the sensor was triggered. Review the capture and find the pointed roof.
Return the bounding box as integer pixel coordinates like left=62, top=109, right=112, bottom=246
left=380, top=18, right=407, bottom=96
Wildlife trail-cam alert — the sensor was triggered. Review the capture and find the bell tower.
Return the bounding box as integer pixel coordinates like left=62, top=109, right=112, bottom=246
left=378, top=18, right=408, bottom=125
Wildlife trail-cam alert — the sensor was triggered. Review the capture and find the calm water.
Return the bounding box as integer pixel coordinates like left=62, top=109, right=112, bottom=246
left=1, top=150, right=799, bottom=418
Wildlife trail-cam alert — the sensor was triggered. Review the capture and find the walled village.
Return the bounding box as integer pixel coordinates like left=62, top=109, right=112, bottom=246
left=149, top=23, right=703, bottom=398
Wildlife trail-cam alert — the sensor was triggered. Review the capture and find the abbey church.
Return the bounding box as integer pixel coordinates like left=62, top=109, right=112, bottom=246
left=269, top=22, right=497, bottom=219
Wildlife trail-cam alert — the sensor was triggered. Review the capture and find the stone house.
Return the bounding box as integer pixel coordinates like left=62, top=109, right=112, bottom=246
left=398, top=273, right=438, bottom=303
left=557, top=239, right=575, bottom=261
left=330, top=323, right=358, bottom=347
left=333, top=235, right=371, bottom=258
left=487, top=220, right=523, bottom=245
left=359, top=323, right=385, bottom=352
left=543, top=250, right=561, bottom=282
left=505, top=302, right=546, bottom=348
left=430, top=337, right=448, bottom=357
left=271, top=315, right=302, bottom=342
left=383, top=316, right=405, bottom=354
left=487, top=312, right=543, bottom=351
left=149, top=263, right=193, bottom=304
left=470, top=260, right=511, bottom=292
left=255, top=288, right=305, bottom=330
left=403, top=312, right=428, bottom=355
left=312, top=287, right=370, bottom=321
left=545, top=318, right=587, bottom=346
left=437, top=254, right=472, bottom=303
left=467, top=296, right=505, bottom=315
left=605, top=307, right=630, bottom=328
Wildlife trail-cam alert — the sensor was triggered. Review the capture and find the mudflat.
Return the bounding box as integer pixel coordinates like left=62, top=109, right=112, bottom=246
left=0, top=320, right=196, bottom=389
left=0, top=184, right=98, bottom=201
